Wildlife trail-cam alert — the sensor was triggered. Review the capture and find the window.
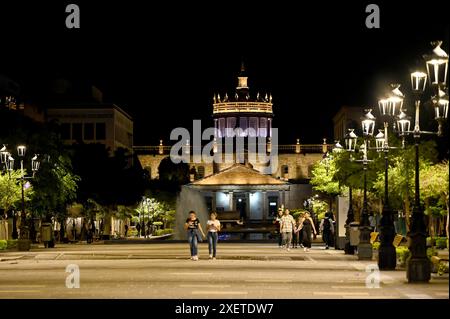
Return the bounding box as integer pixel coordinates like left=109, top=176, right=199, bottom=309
left=61, top=123, right=71, bottom=140
left=218, top=118, right=225, bottom=138
left=72, top=123, right=82, bottom=141
left=259, top=118, right=267, bottom=137
left=84, top=123, right=94, bottom=140
left=239, top=117, right=248, bottom=137
left=268, top=196, right=278, bottom=217
left=96, top=122, right=106, bottom=140
left=226, top=117, right=236, bottom=137
left=249, top=117, right=258, bottom=137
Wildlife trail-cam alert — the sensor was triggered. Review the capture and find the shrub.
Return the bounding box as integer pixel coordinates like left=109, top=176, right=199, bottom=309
left=396, top=246, right=411, bottom=266
left=7, top=240, right=17, bottom=249
left=435, top=237, right=447, bottom=249
left=155, top=228, right=173, bottom=236
left=128, top=229, right=138, bottom=237
left=0, top=240, right=7, bottom=250
left=427, top=247, right=438, bottom=259
left=438, top=262, right=449, bottom=276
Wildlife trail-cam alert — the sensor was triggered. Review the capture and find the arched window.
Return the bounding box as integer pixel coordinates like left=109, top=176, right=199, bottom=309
left=282, top=165, right=289, bottom=175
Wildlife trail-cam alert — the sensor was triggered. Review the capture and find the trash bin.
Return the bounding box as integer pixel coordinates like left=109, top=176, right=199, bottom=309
left=349, top=222, right=360, bottom=246
left=41, top=223, right=53, bottom=248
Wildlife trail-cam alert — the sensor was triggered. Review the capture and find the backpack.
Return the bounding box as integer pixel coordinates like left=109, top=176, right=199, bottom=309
left=323, top=218, right=331, bottom=232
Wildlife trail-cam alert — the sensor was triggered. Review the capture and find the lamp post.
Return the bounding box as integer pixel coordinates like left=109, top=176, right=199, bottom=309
left=343, top=129, right=357, bottom=254
left=140, top=197, right=146, bottom=238
left=376, top=84, right=405, bottom=270
left=351, top=109, right=376, bottom=260
left=397, top=41, right=448, bottom=282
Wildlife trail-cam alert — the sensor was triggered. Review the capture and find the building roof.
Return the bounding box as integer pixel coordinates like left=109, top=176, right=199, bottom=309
left=190, top=163, right=288, bottom=186
left=46, top=103, right=133, bottom=120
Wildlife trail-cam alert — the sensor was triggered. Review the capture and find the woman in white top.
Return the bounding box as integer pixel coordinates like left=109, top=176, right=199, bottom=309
left=206, top=212, right=221, bottom=260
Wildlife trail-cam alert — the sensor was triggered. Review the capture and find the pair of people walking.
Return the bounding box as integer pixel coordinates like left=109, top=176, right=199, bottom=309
left=184, top=211, right=221, bottom=261
left=279, top=209, right=317, bottom=252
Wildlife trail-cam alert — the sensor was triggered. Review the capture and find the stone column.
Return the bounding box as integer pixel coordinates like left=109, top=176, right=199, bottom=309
left=228, top=191, right=234, bottom=211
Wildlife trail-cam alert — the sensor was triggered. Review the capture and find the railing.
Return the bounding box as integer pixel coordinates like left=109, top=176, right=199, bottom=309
left=213, top=101, right=273, bottom=114
left=133, top=144, right=333, bottom=154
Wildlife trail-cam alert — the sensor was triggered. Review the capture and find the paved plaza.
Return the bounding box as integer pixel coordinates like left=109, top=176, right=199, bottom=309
left=0, top=243, right=448, bottom=299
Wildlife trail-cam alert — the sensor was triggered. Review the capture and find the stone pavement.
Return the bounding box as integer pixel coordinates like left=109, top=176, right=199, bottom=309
left=0, top=243, right=448, bottom=299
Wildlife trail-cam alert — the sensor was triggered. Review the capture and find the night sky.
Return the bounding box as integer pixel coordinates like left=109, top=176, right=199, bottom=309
left=1, top=1, right=449, bottom=145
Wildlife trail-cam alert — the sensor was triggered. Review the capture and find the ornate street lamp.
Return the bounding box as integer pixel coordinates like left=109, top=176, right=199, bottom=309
left=361, top=109, right=376, bottom=136
left=396, top=110, right=412, bottom=136
left=374, top=84, right=406, bottom=270
left=6, top=155, right=14, bottom=172
left=333, top=141, right=344, bottom=153
left=351, top=109, right=376, bottom=260
left=423, top=41, right=448, bottom=87
left=375, top=129, right=385, bottom=151
left=344, top=129, right=358, bottom=153
left=31, top=154, right=40, bottom=174
left=0, top=145, right=9, bottom=167
left=343, top=128, right=358, bottom=255
left=432, top=87, right=449, bottom=135
left=140, top=197, right=146, bottom=238
left=398, top=41, right=448, bottom=283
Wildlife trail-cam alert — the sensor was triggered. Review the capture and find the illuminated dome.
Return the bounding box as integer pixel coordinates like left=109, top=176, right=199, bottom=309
left=213, top=63, right=273, bottom=138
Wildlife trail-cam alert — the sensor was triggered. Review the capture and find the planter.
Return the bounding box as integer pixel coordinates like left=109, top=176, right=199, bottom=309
left=17, top=239, right=31, bottom=251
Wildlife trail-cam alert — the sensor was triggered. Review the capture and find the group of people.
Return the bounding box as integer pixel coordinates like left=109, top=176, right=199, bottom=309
left=183, top=208, right=335, bottom=260
left=275, top=208, right=335, bottom=252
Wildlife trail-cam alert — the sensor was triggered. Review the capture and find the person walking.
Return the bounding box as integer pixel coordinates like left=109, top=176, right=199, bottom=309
left=135, top=222, right=141, bottom=238
left=273, top=209, right=283, bottom=248
left=294, top=214, right=304, bottom=248
left=184, top=211, right=206, bottom=261
left=299, top=211, right=317, bottom=252
left=206, top=212, right=221, bottom=260
left=319, top=212, right=335, bottom=249
left=280, top=208, right=296, bottom=252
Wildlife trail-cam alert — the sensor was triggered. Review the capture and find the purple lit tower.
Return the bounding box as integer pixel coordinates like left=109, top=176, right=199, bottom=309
left=213, top=63, right=273, bottom=144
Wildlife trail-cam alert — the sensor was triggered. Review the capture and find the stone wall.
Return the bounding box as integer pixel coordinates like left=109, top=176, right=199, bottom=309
left=137, top=152, right=323, bottom=181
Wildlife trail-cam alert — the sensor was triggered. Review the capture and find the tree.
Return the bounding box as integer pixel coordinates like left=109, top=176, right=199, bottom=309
left=420, top=161, right=449, bottom=241
left=0, top=109, right=80, bottom=227
left=310, top=154, right=341, bottom=201
left=0, top=170, right=33, bottom=214
left=30, top=155, right=79, bottom=222
left=372, top=140, right=439, bottom=232
left=71, top=144, right=146, bottom=208
left=157, top=156, right=190, bottom=189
